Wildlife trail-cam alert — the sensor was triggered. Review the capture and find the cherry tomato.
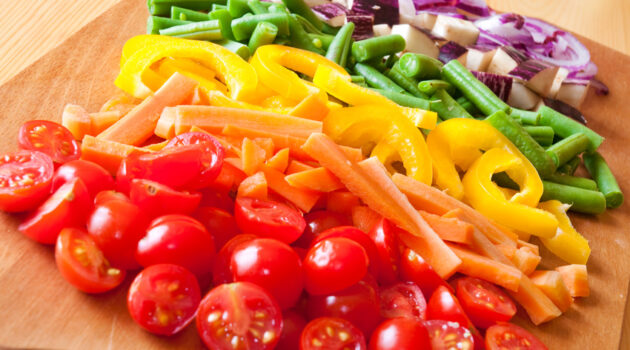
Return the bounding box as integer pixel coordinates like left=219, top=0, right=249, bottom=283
left=19, top=178, right=91, bottom=244
left=212, top=234, right=257, bottom=285
left=128, top=264, right=201, bottom=336
left=197, top=282, right=283, bottom=350
left=427, top=285, right=483, bottom=349
left=276, top=310, right=307, bottom=350
left=300, top=317, right=366, bottom=350
left=293, top=210, right=352, bottom=248
left=456, top=277, right=517, bottom=329
left=231, top=238, right=304, bottom=310
left=94, top=190, right=129, bottom=205
left=234, top=197, right=306, bottom=244
left=306, top=276, right=381, bottom=337
left=55, top=227, right=125, bottom=293
left=368, top=317, right=431, bottom=350
left=485, top=323, right=548, bottom=350
left=129, top=179, right=201, bottom=219
left=165, top=132, right=225, bottom=189
left=51, top=160, right=114, bottom=199
left=199, top=188, right=235, bottom=213
left=379, top=282, right=427, bottom=322
left=311, top=226, right=381, bottom=277
left=193, top=206, right=240, bottom=250
left=425, top=320, right=475, bottom=350
left=368, top=218, right=400, bottom=285
left=0, top=150, right=54, bottom=212
left=136, top=215, right=215, bottom=279
left=18, top=120, right=80, bottom=164
left=303, top=237, right=369, bottom=295
left=87, top=198, right=150, bottom=269
left=399, top=248, right=452, bottom=298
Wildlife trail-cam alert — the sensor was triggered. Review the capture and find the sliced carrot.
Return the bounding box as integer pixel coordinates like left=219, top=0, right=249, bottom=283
left=189, top=86, right=211, bottom=105
left=89, top=111, right=123, bottom=135
left=351, top=205, right=381, bottom=233
left=80, top=135, right=152, bottom=174
left=302, top=133, right=461, bottom=278
left=285, top=168, right=344, bottom=193
left=556, top=265, right=589, bottom=298
left=495, top=243, right=517, bottom=260
left=241, top=138, right=266, bottom=176
left=188, top=126, right=242, bottom=158
left=62, top=104, right=91, bottom=140
left=261, top=165, right=321, bottom=212
left=327, top=191, right=361, bottom=214
left=529, top=270, right=573, bottom=312
left=143, top=140, right=169, bottom=151
left=224, top=157, right=243, bottom=170
left=289, top=93, right=329, bottom=121
left=155, top=107, right=178, bottom=139
left=517, top=239, right=540, bottom=256
left=417, top=210, right=474, bottom=245
left=237, top=171, right=268, bottom=200
left=286, top=160, right=314, bottom=174
left=222, top=124, right=310, bottom=159
left=213, top=160, right=247, bottom=192
left=98, top=73, right=197, bottom=145
left=511, top=247, right=541, bottom=276
left=266, top=148, right=290, bottom=173
left=253, top=138, right=275, bottom=159
left=446, top=243, right=522, bottom=291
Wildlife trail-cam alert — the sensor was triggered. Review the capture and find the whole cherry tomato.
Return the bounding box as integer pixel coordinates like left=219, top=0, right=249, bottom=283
left=52, top=160, right=114, bottom=199
left=18, top=120, right=80, bottom=164
left=198, top=188, right=235, bottom=213
left=368, top=218, right=400, bottom=285
left=0, top=150, right=54, bottom=212
left=425, top=320, right=475, bottom=350
left=399, top=248, right=452, bottom=298
left=456, top=277, right=517, bottom=329
left=293, top=210, right=352, bottom=248
left=94, top=190, right=129, bottom=206
left=379, top=282, right=427, bottom=322
left=485, top=323, right=548, bottom=350
left=212, top=234, right=257, bottom=286
left=165, top=132, right=225, bottom=189
left=129, top=179, right=201, bottom=219
left=300, top=317, right=366, bottom=350
left=368, top=318, right=431, bottom=350
left=193, top=206, right=240, bottom=250
left=427, top=285, right=483, bottom=349
left=234, top=197, right=306, bottom=244
left=276, top=310, right=307, bottom=350
left=310, top=226, right=380, bottom=277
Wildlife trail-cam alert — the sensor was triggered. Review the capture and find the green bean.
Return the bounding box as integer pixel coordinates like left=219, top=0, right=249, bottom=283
left=541, top=181, right=607, bottom=214
left=385, top=65, right=427, bottom=98
left=353, top=63, right=405, bottom=93
left=307, top=34, right=334, bottom=50
left=385, top=54, right=400, bottom=69
left=267, top=3, right=289, bottom=13
left=351, top=35, right=406, bottom=63
left=584, top=152, right=624, bottom=208
left=442, top=60, right=511, bottom=116
left=557, top=157, right=581, bottom=175
left=322, top=22, right=340, bottom=35
left=418, top=80, right=454, bottom=96
left=273, top=37, right=291, bottom=45
left=340, top=38, right=354, bottom=70
left=148, top=0, right=215, bottom=16
left=456, top=96, right=480, bottom=116
left=523, top=126, right=554, bottom=147
left=546, top=174, right=598, bottom=191
left=227, top=0, right=250, bottom=17
left=364, top=57, right=387, bottom=72
left=147, top=16, right=191, bottom=35
left=351, top=75, right=366, bottom=84
left=398, top=53, right=442, bottom=80
left=295, top=14, right=324, bottom=35
left=492, top=172, right=519, bottom=190
left=326, top=22, right=355, bottom=67
left=209, top=8, right=234, bottom=40
left=546, top=133, right=590, bottom=167
left=281, top=0, right=323, bottom=30
left=159, top=20, right=222, bottom=40
left=171, top=6, right=210, bottom=21
left=212, top=3, right=227, bottom=10
left=231, top=13, right=290, bottom=41
left=485, top=110, right=556, bottom=178
left=287, top=15, right=325, bottom=54
left=247, top=0, right=270, bottom=14
left=429, top=89, right=473, bottom=120
left=248, top=22, right=278, bottom=53
left=217, top=39, right=251, bottom=60
left=538, top=106, right=604, bottom=151
left=510, top=108, right=540, bottom=126
left=370, top=89, right=431, bottom=110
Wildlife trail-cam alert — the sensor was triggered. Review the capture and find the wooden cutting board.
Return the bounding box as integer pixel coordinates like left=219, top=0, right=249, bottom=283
left=0, top=0, right=628, bottom=348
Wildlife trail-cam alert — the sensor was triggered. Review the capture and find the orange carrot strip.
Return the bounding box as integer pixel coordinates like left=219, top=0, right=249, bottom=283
left=417, top=210, right=474, bottom=245
left=237, top=171, right=268, bottom=200
left=351, top=206, right=381, bottom=233
left=286, top=160, right=314, bottom=174
left=62, top=104, right=91, bottom=140
left=80, top=135, right=152, bottom=174
left=189, top=86, right=211, bottom=105
left=143, top=140, right=169, bottom=151
left=253, top=138, right=275, bottom=159
left=213, top=160, right=247, bottom=192
left=188, top=126, right=242, bottom=158
left=556, top=265, right=589, bottom=298
left=241, top=138, right=266, bottom=176
left=262, top=165, right=321, bottom=212
left=327, top=191, right=361, bottom=214
left=447, top=243, right=522, bottom=291
left=511, top=247, right=541, bottom=276
left=285, top=168, right=344, bottom=192
left=529, top=270, right=573, bottom=312
left=517, top=239, right=540, bottom=256
left=98, top=73, right=197, bottom=145
left=289, top=93, right=329, bottom=121
left=266, top=148, right=290, bottom=173
left=89, top=111, right=123, bottom=135
left=155, top=107, right=178, bottom=139
left=224, top=157, right=244, bottom=170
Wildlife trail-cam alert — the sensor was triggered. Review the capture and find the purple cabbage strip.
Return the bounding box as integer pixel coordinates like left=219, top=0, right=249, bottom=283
left=455, top=0, right=491, bottom=17
left=438, top=41, right=468, bottom=63
left=509, top=60, right=550, bottom=81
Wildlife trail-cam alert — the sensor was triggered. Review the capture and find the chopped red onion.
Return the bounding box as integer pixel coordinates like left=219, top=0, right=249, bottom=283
left=472, top=71, right=513, bottom=102
left=543, top=97, right=587, bottom=124
left=439, top=41, right=468, bottom=63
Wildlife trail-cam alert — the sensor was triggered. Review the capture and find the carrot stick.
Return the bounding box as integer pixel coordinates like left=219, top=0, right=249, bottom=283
left=351, top=205, right=382, bottom=233
left=89, top=111, right=123, bottom=135
left=286, top=160, right=314, bottom=174
left=187, top=126, right=242, bottom=158
left=289, top=93, right=330, bottom=121
left=517, top=239, right=540, bottom=256
left=222, top=124, right=311, bottom=159
left=143, top=140, right=169, bottom=151
left=98, top=73, right=197, bottom=145
left=80, top=135, right=152, bottom=174
left=327, top=191, right=361, bottom=214
left=212, top=160, right=247, bottom=192
left=241, top=138, right=266, bottom=176
left=155, top=107, right=178, bottom=139
left=253, top=138, right=275, bottom=159
left=261, top=165, right=321, bottom=212
left=556, top=265, right=589, bottom=298
left=285, top=167, right=344, bottom=192
left=418, top=210, right=474, bottom=245
left=62, top=104, right=91, bottom=140
left=266, top=148, right=290, bottom=173
left=237, top=171, right=268, bottom=200
left=495, top=242, right=517, bottom=260
left=511, top=247, right=541, bottom=276
left=529, top=270, right=573, bottom=312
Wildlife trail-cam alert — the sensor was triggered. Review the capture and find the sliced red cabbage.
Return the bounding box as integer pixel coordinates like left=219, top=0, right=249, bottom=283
left=312, top=3, right=348, bottom=27
left=472, top=71, right=513, bottom=102
left=412, top=0, right=455, bottom=10
left=439, top=41, right=468, bottom=63
left=509, top=60, right=550, bottom=81
left=543, top=97, right=587, bottom=124
left=350, top=0, right=400, bottom=26
left=347, top=14, right=375, bottom=39
left=455, top=0, right=491, bottom=17
left=589, top=78, right=609, bottom=96
left=420, top=6, right=467, bottom=19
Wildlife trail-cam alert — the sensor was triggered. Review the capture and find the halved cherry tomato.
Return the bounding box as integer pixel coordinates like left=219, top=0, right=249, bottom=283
left=212, top=234, right=257, bottom=285
left=456, top=277, right=517, bottom=329
left=136, top=215, right=215, bottom=279
left=293, top=210, right=352, bottom=248
left=197, top=282, right=283, bottom=350
left=234, top=197, right=306, bottom=244
left=165, top=132, right=225, bottom=189
left=94, top=190, right=129, bottom=205
left=231, top=238, right=304, bottom=310
left=369, top=218, right=400, bottom=285
left=379, top=282, right=427, bottom=322
left=400, top=248, right=452, bottom=298
left=310, top=226, right=380, bottom=277
left=52, top=160, right=114, bottom=199
left=55, top=227, right=125, bottom=293
left=427, top=285, right=483, bottom=349
left=425, top=320, right=475, bottom=350
left=368, top=317, right=431, bottom=350
left=276, top=310, right=307, bottom=350
left=193, top=206, right=240, bottom=250
left=300, top=317, right=366, bottom=350
left=128, top=264, right=201, bottom=336
left=18, top=120, right=80, bottom=164
left=0, top=150, right=54, bottom=212
left=485, top=323, right=548, bottom=350
left=199, top=188, right=235, bottom=213
left=19, top=178, right=91, bottom=244
left=129, top=179, right=201, bottom=219
left=303, top=237, right=369, bottom=295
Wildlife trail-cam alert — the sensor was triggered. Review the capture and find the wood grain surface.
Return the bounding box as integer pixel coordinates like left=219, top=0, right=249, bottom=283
left=0, top=1, right=629, bottom=349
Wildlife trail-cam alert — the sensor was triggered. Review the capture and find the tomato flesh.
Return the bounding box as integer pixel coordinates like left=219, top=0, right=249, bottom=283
left=165, top=132, right=225, bottom=189
left=456, top=277, right=517, bottom=329
left=0, top=150, right=54, bottom=212
left=193, top=206, right=240, bottom=250
left=18, top=120, right=80, bottom=164
left=234, top=197, right=306, bottom=244
left=368, top=317, right=431, bottom=350
left=276, top=310, right=307, bottom=350
left=379, top=282, right=427, bottom=322
left=368, top=219, right=400, bottom=285
left=52, top=160, right=114, bottom=199
left=485, top=323, right=548, bottom=350
left=399, top=247, right=452, bottom=297
left=293, top=210, right=352, bottom=248
left=425, top=320, right=475, bottom=350
left=300, top=317, right=366, bottom=350
left=129, top=179, right=201, bottom=219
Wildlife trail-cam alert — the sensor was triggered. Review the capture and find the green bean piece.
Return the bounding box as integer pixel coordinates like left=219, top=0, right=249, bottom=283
left=418, top=80, right=454, bottom=96
left=583, top=152, right=624, bottom=208
left=386, top=66, right=427, bottom=98
left=353, top=63, right=406, bottom=93
left=546, top=133, right=590, bottom=167
left=364, top=57, right=387, bottom=72
left=267, top=3, right=289, bottom=13
left=442, top=60, right=511, bottom=116
left=456, top=96, right=480, bottom=116
left=147, top=16, right=191, bottom=34
left=295, top=14, right=324, bottom=35
left=247, top=0, right=270, bottom=14
left=171, top=6, right=210, bottom=21
left=541, top=181, right=607, bottom=214
left=557, top=157, right=581, bottom=175
left=523, top=126, right=554, bottom=147
left=538, top=106, right=604, bottom=151
left=510, top=108, right=540, bottom=126
left=322, top=22, right=340, bottom=35
left=326, top=22, right=355, bottom=66
left=351, top=75, right=366, bottom=84
left=227, top=0, right=250, bottom=17
left=308, top=34, right=334, bottom=50
left=209, top=8, right=235, bottom=40
left=287, top=15, right=325, bottom=54
left=248, top=22, right=278, bottom=53
left=370, top=89, right=431, bottom=110
left=398, top=53, right=443, bottom=80
left=485, top=110, right=556, bottom=178
left=340, top=38, right=354, bottom=70
left=149, top=0, right=216, bottom=16
left=546, top=174, right=598, bottom=191
left=351, top=35, right=406, bottom=63
left=385, top=54, right=400, bottom=69
left=159, top=20, right=223, bottom=40
left=212, top=3, right=227, bottom=10
left=217, top=39, right=251, bottom=60
left=281, top=0, right=323, bottom=30
left=274, top=37, right=291, bottom=45
left=429, top=89, right=474, bottom=120
left=231, top=13, right=290, bottom=41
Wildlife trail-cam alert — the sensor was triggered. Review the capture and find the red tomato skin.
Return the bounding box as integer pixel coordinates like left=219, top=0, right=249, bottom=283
left=368, top=219, right=400, bottom=285
left=212, top=234, right=257, bottom=285
left=303, top=237, right=369, bottom=295
left=129, top=179, right=201, bottom=219
left=18, top=120, right=80, bottom=164
left=485, top=323, right=548, bottom=350
left=300, top=317, right=366, bottom=350
left=276, top=310, right=308, bottom=350
left=193, top=206, right=240, bottom=250
left=165, top=132, right=225, bottom=189
left=310, top=226, right=380, bottom=277
left=456, top=277, right=517, bottom=329
left=198, top=188, right=235, bottom=213
left=293, top=210, right=352, bottom=248
left=427, top=285, right=483, bottom=349
left=231, top=238, right=304, bottom=310
left=55, top=227, right=125, bottom=293
left=425, top=320, right=475, bottom=350
left=136, top=215, right=216, bottom=279
left=399, top=248, right=452, bottom=298
left=128, top=264, right=201, bottom=336
left=19, top=178, right=91, bottom=244
left=0, top=150, right=54, bottom=212
left=234, top=197, right=306, bottom=244
left=94, top=190, right=129, bottom=206
left=368, top=318, right=431, bottom=350
left=52, top=160, right=114, bottom=199
left=379, top=282, right=427, bottom=322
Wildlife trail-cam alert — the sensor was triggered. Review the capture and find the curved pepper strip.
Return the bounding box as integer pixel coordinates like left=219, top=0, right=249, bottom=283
left=426, top=118, right=542, bottom=205
left=538, top=200, right=591, bottom=264
left=116, top=35, right=258, bottom=101
left=462, top=148, right=558, bottom=238
left=323, top=105, right=433, bottom=184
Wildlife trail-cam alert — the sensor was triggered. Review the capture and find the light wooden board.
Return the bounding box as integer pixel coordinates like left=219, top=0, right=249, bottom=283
left=0, top=1, right=628, bottom=349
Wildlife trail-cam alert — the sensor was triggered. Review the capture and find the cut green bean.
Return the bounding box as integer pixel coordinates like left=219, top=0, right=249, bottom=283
left=583, top=152, right=624, bottom=208
left=546, top=133, right=590, bottom=167
left=322, top=22, right=340, bottom=35
left=541, top=181, right=607, bottom=214
left=365, top=57, right=387, bottom=72
left=398, top=53, right=443, bottom=80
left=546, top=174, right=598, bottom=191
left=326, top=22, right=355, bottom=67
left=147, top=16, right=191, bottom=34
left=308, top=34, right=334, bottom=50
left=386, top=66, right=427, bottom=98
left=557, top=157, right=581, bottom=175
left=171, top=6, right=210, bottom=21
left=538, top=106, right=604, bottom=151
left=159, top=20, right=222, bottom=40
left=510, top=108, right=540, bottom=126
left=385, top=54, right=400, bottom=69
left=351, top=35, right=406, bottom=63
left=295, top=14, right=324, bottom=35
left=287, top=15, right=325, bottom=54
left=354, top=63, right=405, bottom=93
left=456, top=96, right=480, bottom=116
left=418, top=80, right=453, bottom=96
left=209, top=8, right=234, bottom=40
left=351, top=75, right=366, bottom=84
left=370, top=89, right=431, bottom=110
left=429, top=89, right=473, bottom=120
left=247, top=0, right=270, bottom=14
left=217, top=39, right=251, bottom=60
left=523, top=126, right=554, bottom=147
left=212, top=3, right=227, bottom=10
left=281, top=0, right=323, bottom=30
left=149, top=0, right=215, bottom=16
left=485, top=110, right=556, bottom=178
left=267, top=3, right=289, bottom=13
left=227, top=0, right=250, bottom=17
left=231, top=13, right=290, bottom=41
left=248, top=22, right=278, bottom=53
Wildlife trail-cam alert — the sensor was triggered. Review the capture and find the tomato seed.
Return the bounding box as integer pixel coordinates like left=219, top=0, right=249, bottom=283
left=207, top=311, right=221, bottom=323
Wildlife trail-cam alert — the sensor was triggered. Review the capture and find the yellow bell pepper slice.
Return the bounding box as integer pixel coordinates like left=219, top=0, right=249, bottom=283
left=538, top=200, right=591, bottom=264
left=156, top=58, right=227, bottom=94
left=462, top=148, right=558, bottom=238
